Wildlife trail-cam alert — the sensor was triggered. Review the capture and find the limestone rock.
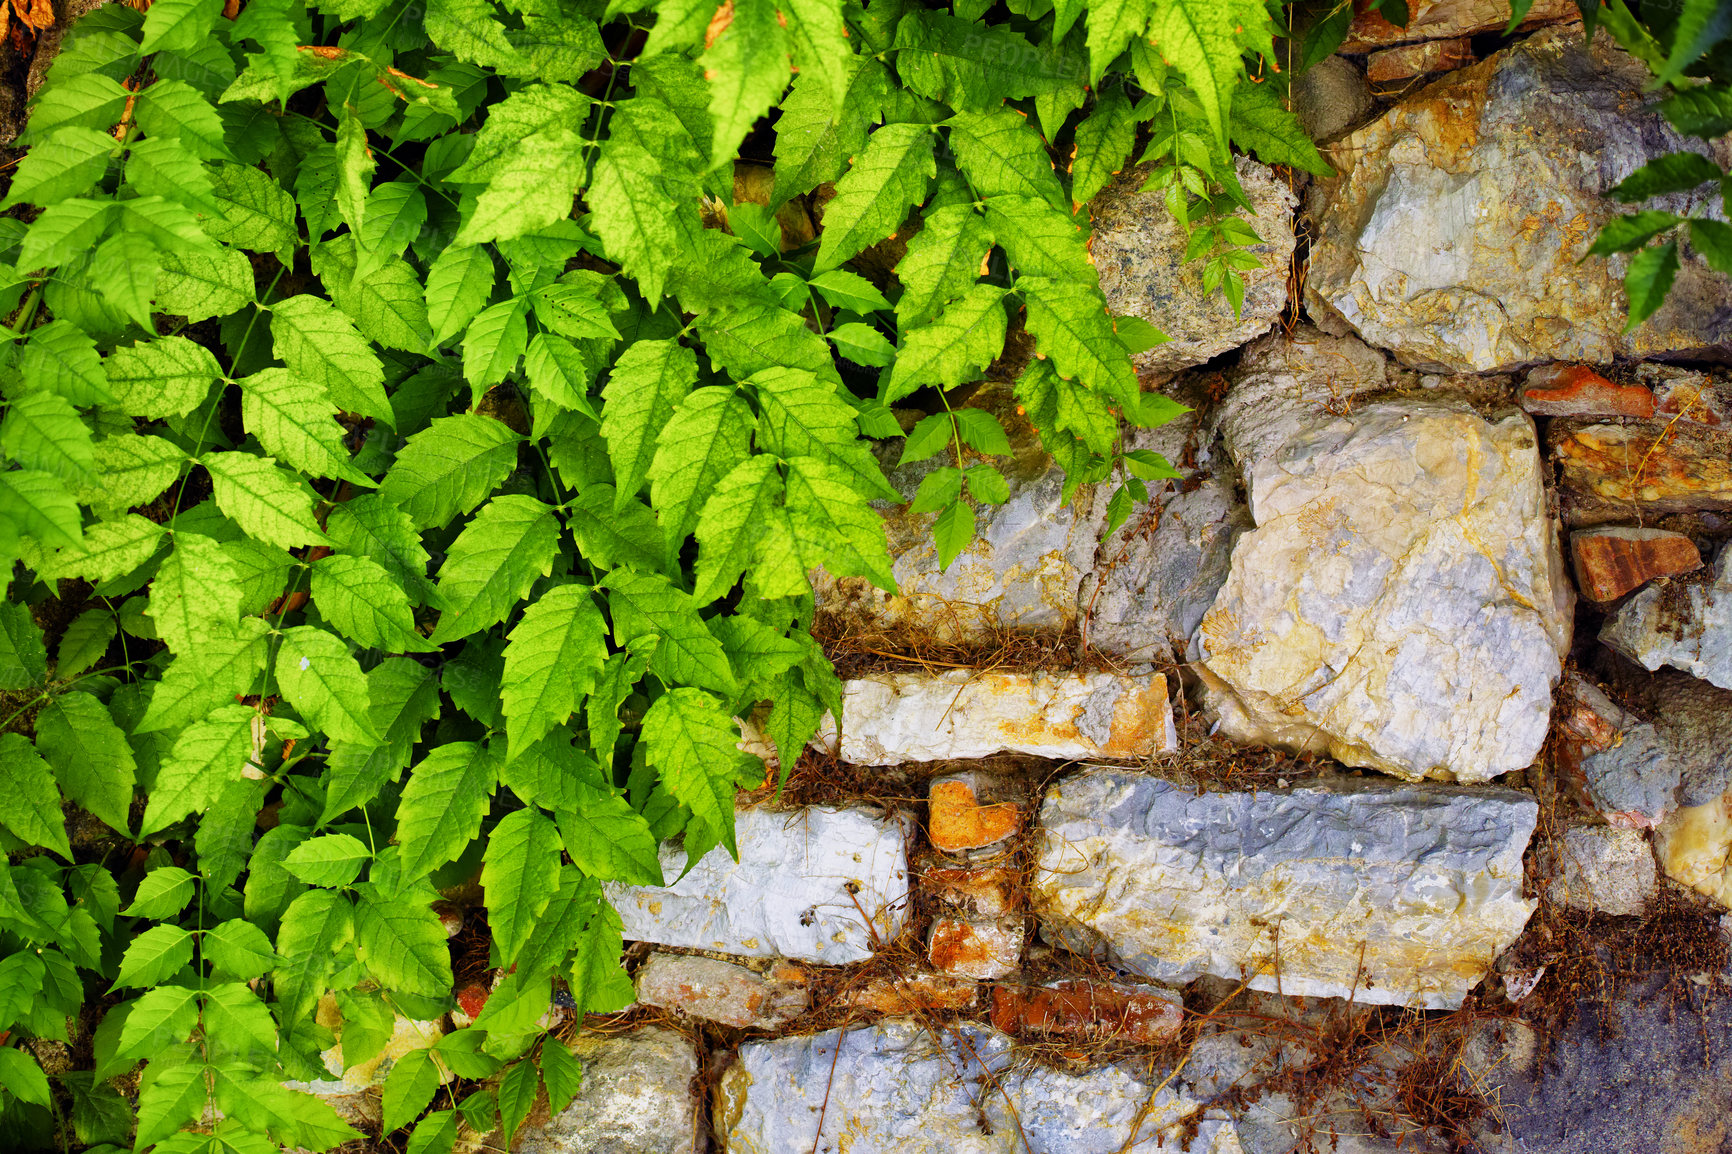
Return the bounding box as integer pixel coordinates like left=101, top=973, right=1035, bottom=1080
left=1196, top=391, right=1572, bottom=782
left=606, top=805, right=909, bottom=964
left=1638, top=363, right=1731, bottom=427
left=921, top=864, right=1019, bottom=918
left=716, top=1020, right=1242, bottom=1153
left=1601, top=550, right=1732, bottom=690
left=1645, top=670, right=1732, bottom=806
left=1366, top=38, right=1474, bottom=84
left=989, top=980, right=1184, bottom=1045
left=1093, top=155, right=1297, bottom=374
left=1208, top=325, right=1398, bottom=467
left=1656, top=791, right=1732, bottom=907
left=1555, top=675, right=1679, bottom=828
left=1291, top=56, right=1375, bottom=142
left=1521, top=364, right=1655, bottom=419
left=828, top=670, right=1177, bottom=765
left=633, top=954, right=807, bottom=1030
left=1554, top=421, right=1732, bottom=515
left=1308, top=27, right=1732, bottom=373
left=491, top=1027, right=700, bottom=1154
left=1340, top=0, right=1578, bottom=52
left=1543, top=826, right=1657, bottom=917
left=927, top=914, right=1023, bottom=979
left=1032, top=769, right=1538, bottom=1009
left=1571, top=527, right=1701, bottom=603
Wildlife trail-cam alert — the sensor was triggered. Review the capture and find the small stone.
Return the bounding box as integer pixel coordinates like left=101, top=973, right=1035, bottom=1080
left=1657, top=792, right=1732, bottom=908
left=927, top=773, right=1021, bottom=854
left=317, top=1004, right=446, bottom=1089
left=1544, top=826, right=1658, bottom=917
left=1340, top=0, right=1578, bottom=51
left=1291, top=56, right=1375, bottom=141
left=1601, top=549, right=1732, bottom=690
left=433, top=901, right=465, bottom=939
left=1366, top=38, right=1474, bottom=84
left=606, top=805, right=910, bottom=964
left=1521, top=364, right=1656, bottom=419
left=1571, top=527, right=1702, bottom=602
left=928, top=915, right=1024, bottom=980
left=921, top=864, right=1019, bottom=918
left=1640, top=363, right=1730, bottom=427
left=1032, top=769, right=1538, bottom=1009
left=716, top=1021, right=1240, bottom=1154
left=496, top=1027, right=700, bottom=1154
left=452, top=983, right=489, bottom=1028
left=989, top=980, right=1184, bottom=1045
left=827, top=670, right=1177, bottom=766
left=633, top=953, right=806, bottom=1030
left=1556, top=675, right=1680, bottom=829
left=1555, top=422, right=1732, bottom=515
left=838, top=972, right=980, bottom=1015
left=1641, top=670, right=1732, bottom=806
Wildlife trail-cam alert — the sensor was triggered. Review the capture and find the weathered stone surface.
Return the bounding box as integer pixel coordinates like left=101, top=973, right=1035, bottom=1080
left=1640, top=363, right=1731, bottom=427
left=1556, top=675, right=1679, bottom=828
left=990, top=980, right=1183, bottom=1045
left=1521, top=364, right=1655, bottom=419
left=316, top=1000, right=445, bottom=1089
left=1292, top=56, right=1375, bottom=142
left=1633, top=670, right=1732, bottom=806
left=1032, top=769, right=1538, bottom=1009
left=921, top=864, right=1019, bottom=918
left=1208, top=325, right=1396, bottom=461
left=927, top=773, right=1021, bottom=854
left=494, top=1027, right=699, bottom=1154
left=1366, top=38, right=1474, bottom=84
left=1094, top=156, right=1296, bottom=374
left=838, top=972, right=980, bottom=1015
left=1308, top=27, right=1732, bottom=373
left=1543, top=826, right=1657, bottom=917
left=717, top=1021, right=1241, bottom=1153
left=607, top=805, right=910, bottom=964
left=828, top=670, right=1176, bottom=766
left=1341, top=0, right=1577, bottom=52
left=928, top=915, right=1024, bottom=980
left=1571, top=527, right=1701, bottom=602
left=1197, top=390, right=1571, bottom=782
left=1656, top=790, right=1732, bottom=907
left=1601, top=551, right=1732, bottom=690
left=633, top=954, right=807, bottom=1030
left=1555, top=422, right=1732, bottom=514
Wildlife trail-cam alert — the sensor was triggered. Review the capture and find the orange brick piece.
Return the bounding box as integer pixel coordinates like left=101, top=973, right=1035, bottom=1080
left=928, top=780, right=1020, bottom=854
left=1521, top=364, right=1655, bottom=419
left=839, top=972, right=980, bottom=1015
left=1571, top=527, right=1701, bottom=602
left=990, top=980, right=1183, bottom=1045
left=928, top=916, right=1023, bottom=980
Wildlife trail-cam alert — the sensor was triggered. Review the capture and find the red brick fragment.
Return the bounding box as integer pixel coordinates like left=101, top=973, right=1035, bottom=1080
left=1521, top=364, right=1655, bottom=419
left=1571, top=527, right=1701, bottom=602
left=928, top=779, right=1020, bottom=854
left=989, top=980, right=1183, bottom=1045
left=927, top=916, right=1023, bottom=980
left=840, top=972, right=979, bottom=1014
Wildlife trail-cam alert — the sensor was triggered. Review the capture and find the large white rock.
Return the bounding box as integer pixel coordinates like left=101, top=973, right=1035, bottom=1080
left=716, top=1019, right=1241, bottom=1154
left=1600, top=549, right=1732, bottom=691
left=1195, top=388, right=1572, bottom=782
left=1308, top=26, right=1732, bottom=372
left=1032, top=769, right=1539, bottom=1010
left=606, top=805, right=909, bottom=964
left=827, top=670, right=1177, bottom=766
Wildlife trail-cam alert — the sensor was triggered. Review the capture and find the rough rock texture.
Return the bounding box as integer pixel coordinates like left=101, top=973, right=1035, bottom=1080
left=828, top=670, right=1177, bottom=765
left=1367, top=38, right=1474, bottom=84
left=1601, top=551, right=1732, bottom=690
left=1656, top=791, right=1732, bottom=907
left=1543, top=826, right=1657, bottom=917
left=1032, top=769, right=1538, bottom=1009
left=1094, top=156, right=1297, bottom=374
left=838, top=973, right=980, bottom=1014
left=501, top=1027, right=700, bottom=1154
left=1612, top=667, right=1732, bottom=806
left=922, top=864, right=1019, bottom=917
left=1308, top=27, right=1732, bottom=373
left=1197, top=385, right=1572, bottom=782
left=990, top=980, right=1184, bottom=1045
left=927, top=773, right=1022, bottom=855
left=1340, top=0, right=1578, bottom=52
left=716, top=1021, right=1241, bottom=1153
left=1521, top=364, right=1655, bottom=419
left=1555, top=421, right=1732, bottom=515
left=316, top=1004, right=445, bottom=1089
left=607, top=805, right=909, bottom=964
left=1556, top=674, right=1679, bottom=828
left=1639, top=363, right=1731, bottom=427
left=1291, top=56, right=1376, bottom=142
left=1571, top=527, right=1701, bottom=602
left=633, top=954, right=807, bottom=1029
left=928, top=915, right=1024, bottom=979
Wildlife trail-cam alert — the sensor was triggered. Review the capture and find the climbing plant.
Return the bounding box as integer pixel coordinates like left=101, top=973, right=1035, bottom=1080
left=0, top=0, right=1324, bottom=1149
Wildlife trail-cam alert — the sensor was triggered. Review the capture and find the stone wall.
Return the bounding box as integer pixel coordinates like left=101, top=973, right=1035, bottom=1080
left=324, top=9, right=1732, bottom=1153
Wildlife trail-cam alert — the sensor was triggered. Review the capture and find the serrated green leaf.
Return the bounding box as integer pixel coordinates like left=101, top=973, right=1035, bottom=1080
left=814, top=122, right=935, bottom=272
left=894, top=203, right=992, bottom=329
left=539, top=1037, right=582, bottom=1115
left=92, top=229, right=162, bottom=327
left=239, top=367, right=371, bottom=484
left=126, top=135, right=219, bottom=212
left=22, top=72, right=128, bottom=144
left=429, top=494, right=561, bottom=645
left=126, top=865, right=197, bottom=919
left=282, top=833, right=372, bottom=887
left=601, top=338, right=698, bottom=509
left=203, top=918, right=278, bottom=981
left=382, top=1048, right=441, bottom=1133
left=500, top=584, right=608, bottom=755
left=590, top=97, right=704, bottom=304
left=892, top=10, right=1079, bottom=110
left=147, top=532, right=242, bottom=658
left=701, top=0, right=789, bottom=166
left=0, top=469, right=81, bottom=549
left=601, top=566, right=738, bottom=694
left=114, top=924, right=194, bottom=989
left=270, top=294, right=391, bottom=425
left=780, top=454, right=896, bottom=591
left=155, top=245, right=255, bottom=321
left=139, top=704, right=253, bottom=835
left=277, top=626, right=381, bottom=745
left=482, top=806, right=561, bottom=966
left=395, top=742, right=496, bottom=882
left=426, top=244, right=497, bottom=347
left=771, top=57, right=889, bottom=206
left=1610, top=151, right=1723, bottom=202
left=140, top=0, right=222, bottom=54
left=647, top=386, right=754, bottom=552
left=355, top=891, right=452, bottom=997
left=312, top=554, right=429, bottom=652
left=0, top=733, right=72, bottom=859
left=310, top=234, right=433, bottom=354
left=883, top=283, right=1007, bottom=402
left=1229, top=76, right=1332, bottom=176
left=134, top=618, right=271, bottom=734
left=642, top=688, right=747, bottom=856
left=1, top=390, right=95, bottom=486
left=692, top=455, right=790, bottom=604
left=1, top=127, right=115, bottom=208
left=136, top=79, right=232, bottom=161
left=203, top=451, right=328, bottom=549
left=19, top=319, right=114, bottom=406
left=326, top=493, right=443, bottom=607
left=34, top=691, right=135, bottom=834
left=555, top=788, right=662, bottom=885
left=202, top=163, right=298, bottom=255
left=932, top=496, right=975, bottom=570
left=53, top=608, right=115, bottom=679
left=461, top=297, right=528, bottom=387
left=696, top=300, right=844, bottom=387
left=1624, top=239, right=1681, bottom=330
left=104, top=334, right=222, bottom=420
left=1018, top=275, right=1139, bottom=406
left=273, top=888, right=354, bottom=1022
left=377, top=413, right=523, bottom=530
left=947, top=106, right=1066, bottom=209
left=1071, top=90, right=1139, bottom=209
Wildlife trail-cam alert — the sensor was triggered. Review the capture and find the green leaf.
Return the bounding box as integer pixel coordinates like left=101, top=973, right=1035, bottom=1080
left=696, top=300, right=843, bottom=386
left=692, top=456, right=789, bottom=603
left=21, top=73, right=127, bottom=143
left=771, top=58, right=889, bottom=206
left=601, top=339, right=699, bottom=509
left=54, top=608, right=115, bottom=679
left=813, top=122, right=935, bottom=272
left=200, top=981, right=280, bottom=1056
left=426, top=244, right=497, bottom=347
left=1623, top=239, right=1681, bottom=331
left=134, top=1056, right=208, bottom=1147
left=282, top=833, right=372, bottom=887
left=326, top=494, right=443, bottom=608
left=829, top=322, right=894, bottom=367
left=1654, top=0, right=1732, bottom=87
left=589, top=97, right=704, bottom=303
left=483, top=806, right=562, bottom=966
left=647, top=386, right=754, bottom=552
left=378, top=414, right=524, bottom=530
left=126, top=136, right=218, bottom=214
left=114, top=924, right=194, bottom=989
left=1071, top=91, right=1139, bottom=209
left=642, top=688, right=749, bottom=856
left=1018, top=275, right=1140, bottom=406
left=277, top=626, right=381, bottom=745
left=1690, top=218, right=1732, bottom=274
left=270, top=294, right=391, bottom=425
left=312, top=554, right=430, bottom=652
left=92, top=229, right=161, bottom=329
left=780, top=455, right=896, bottom=592
left=588, top=647, right=654, bottom=763
left=20, top=199, right=113, bottom=271
left=355, top=891, right=452, bottom=997
left=0, top=470, right=81, bottom=549
left=311, top=235, right=433, bottom=354
left=125, top=865, right=197, bottom=919
left=140, top=0, right=222, bottom=54
left=781, top=0, right=852, bottom=114
left=566, top=485, right=665, bottom=574
left=539, top=1039, right=582, bottom=1115
left=239, top=367, right=370, bottom=484
left=0, top=603, right=46, bottom=691
left=155, top=245, right=256, bottom=321
left=966, top=463, right=1010, bottom=504
left=334, top=111, right=373, bottom=236
left=0, top=1048, right=52, bottom=1109
left=1662, top=85, right=1732, bottom=139
left=807, top=269, right=892, bottom=313
left=134, top=619, right=271, bottom=734
left=932, top=497, right=976, bottom=570
left=1609, top=152, right=1723, bottom=202
left=103, top=334, right=221, bottom=420
left=894, top=203, right=993, bottom=328
left=0, top=734, right=71, bottom=859
left=892, top=11, right=1077, bottom=110
left=202, top=918, right=278, bottom=981
left=203, top=163, right=298, bottom=256
left=1, top=127, right=115, bottom=208
left=273, top=888, right=354, bottom=1021
left=1587, top=211, right=1684, bottom=256
left=525, top=333, right=597, bottom=414
left=140, top=704, right=253, bottom=835
left=202, top=451, right=327, bottom=549
left=501, top=584, right=608, bottom=755
left=601, top=567, right=738, bottom=695
left=496, top=1058, right=538, bottom=1146
left=429, top=495, right=562, bottom=645
left=1145, top=0, right=1256, bottom=151
left=1, top=390, right=95, bottom=487
left=382, top=1048, right=441, bottom=1134
left=396, top=742, right=497, bottom=881
left=136, top=79, right=232, bottom=162
left=19, top=319, right=114, bottom=406
left=555, top=789, right=662, bottom=885
left=883, top=283, right=1008, bottom=401
left=462, top=297, right=529, bottom=387
left=1229, top=76, right=1332, bottom=176
left=947, top=107, right=1066, bottom=209
left=750, top=367, right=897, bottom=500
left=34, top=692, right=135, bottom=834
left=701, top=0, right=789, bottom=166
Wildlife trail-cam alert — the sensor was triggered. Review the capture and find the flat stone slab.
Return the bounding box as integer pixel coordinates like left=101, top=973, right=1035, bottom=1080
left=826, top=670, right=1177, bottom=766
left=607, top=806, right=909, bottom=964
left=499, top=1026, right=700, bottom=1154
left=716, top=1020, right=1240, bottom=1153
left=1601, top=550, right=1732, bottom=690
left=1031, top=769, right=1538, bottom=1009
